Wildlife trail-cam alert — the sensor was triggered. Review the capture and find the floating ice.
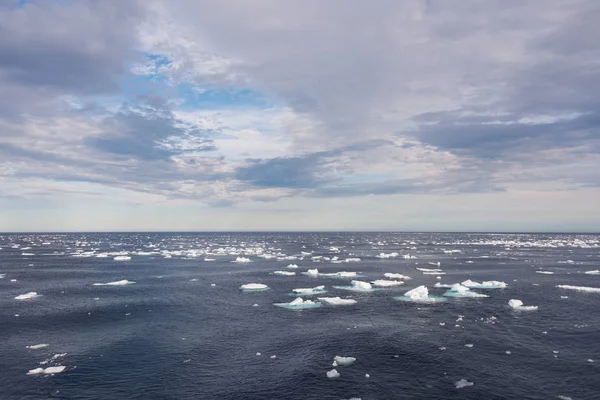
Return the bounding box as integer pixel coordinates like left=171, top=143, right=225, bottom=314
left=584, top=270, right=600, bottom=275
left=318, top=297, right=357, bottom=306
left=428, top=262, right=441, bottom=267
left=93, top=280, right=135, bottom=286
left=383, top=273, right=412, bottom=280
left=395, top=285, right=446, bottom=303
left=327, top=369, right=340, bottom=378
left=444, top=284, right=489, bottom=298
left=536, top=270, right=554, bottom=275
left=210, top=284, right=216, bottom=287
left=240, top=283, right=269, bottom=291
left=403, top=254, right=417, bottom=259
left=27, top=366, right=66, bottom=375
left=376, top=252, right=399, bottom=258
left=291, top=285, right=327, bottom=296
left=461, top=280, right=507, bottom=289
left=558, top=260, right=575, bottom=264
left=273, top=270, right=296, bottom=276
left=204, top=258, right=216, bottom=262
left=557, top=396, right=573, bottom=400
left=274, top=297, right=321, bottom=310
left=434, top=283, right=453, bottom=288
left=303, top=268, right=319, bottom=277
left=333, top=356, right=356, bottom=366
left=333, top=280, right=379, bottom=292
left=0, top=274, right=5, bottom=278
left=287, top=264, right=299, bottom=269
left=508, top=299, right=538, bottom=311
left=26, top=344, right=49, bottom=350
left=113, top=256, right=131, bottom=261
left=15, top=292, right=39, bottom=300
left=556, top=285, right=600, bottom=293
left=371, top=279, right=405, bottom=287
left=417, top=268, right=442, bottom=272
left=365, top=374, right=370, bottom=378
left=233, top=257, right=251, bottom=263
left=455, top=379, right=473, bottom=389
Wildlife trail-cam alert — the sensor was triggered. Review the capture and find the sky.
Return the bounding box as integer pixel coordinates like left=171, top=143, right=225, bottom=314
left=0, top=0, right=599, bottom=232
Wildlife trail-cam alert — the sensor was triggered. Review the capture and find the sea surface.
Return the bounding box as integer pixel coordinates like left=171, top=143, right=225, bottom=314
left=1, top=232, right=599, bottom=400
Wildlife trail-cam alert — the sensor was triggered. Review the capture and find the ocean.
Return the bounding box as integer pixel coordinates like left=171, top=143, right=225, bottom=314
left=1, top=232, right=599, bottom=400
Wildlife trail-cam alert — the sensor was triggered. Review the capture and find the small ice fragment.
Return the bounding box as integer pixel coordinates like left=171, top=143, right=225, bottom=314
left=383, top=273, right=411, bottom=280
left=240, top=283, right=269, bottom=291
left=190, top=278, right=198, bottom=282
left=455, top=379, right=473, bottom=389
left=587, top=359, right=594, bottom=362
left=113, top=256, right=131, bottom=261
left=506, top=351, right=512, bottom=355
left=256, top=352, right=261, bottom=356
left=233, top=257, right=251, bottom=263
left=365, top=374, right=370, bottom=378
left=253, top=303, right=259, bottom=307
left=584, top=270, right=600, bottom=275
left=465, top=344, right=473, bottom=348
left=287, top=264, right=299, bottom=269
left=557, top=396, right=572, bottom=400
left=26, top=344, right=49, bottom=350
left=270, top=355, right=276, bottom=359
left=439, top=347, right=446, bottom=350
left=273, top=270, right=296, bottom=276
left=93, top=280, right=135, bottom=286
left=508, top=299, right=538, bottom=311
left=327, top=369, right=340, bottom=378
left=542, top=331, right=548, bottom=334
left=333, top=356, right=356, bottom=366
left=536, top=270, right=554, bottom=275
left=210, top=284, right=216, bottom=287
left=439, top=322, right=446, bottom=326
left=305, top=268, right=319, bottom=276
left=371, top=279, right=404, bottom=287
left=15, top=292, right=39, bottom=300
left=27, top=368, right=44, bottom=375
left=318, top=297, right=357, bottom=306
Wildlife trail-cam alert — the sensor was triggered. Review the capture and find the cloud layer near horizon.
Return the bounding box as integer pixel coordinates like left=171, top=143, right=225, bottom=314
left=1, top=0, right=599, bottom=231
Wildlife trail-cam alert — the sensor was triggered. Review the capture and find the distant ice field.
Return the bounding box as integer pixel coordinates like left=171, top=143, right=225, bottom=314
left=1, top=232, right=599, bottom=399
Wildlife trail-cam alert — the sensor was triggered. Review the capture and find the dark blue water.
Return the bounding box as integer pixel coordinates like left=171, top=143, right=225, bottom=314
left=1, top=232, right=599, bottom=399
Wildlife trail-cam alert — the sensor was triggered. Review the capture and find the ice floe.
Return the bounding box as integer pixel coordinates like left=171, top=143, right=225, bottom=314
left=113, top=256, right=131, bottom=261
left=15, top=292, right=39, bottom=300
left=376, top=252, right=399, bottom=258
left=291, top=285, right=327, bottom=296
left=444, top=284, right=489, bottom=298
left=383, top=273, right=411, bottom=280
left=417, top=268, right=442, bottom=273
left=461, top=280, right=507, bottom=289
left=93, top=280, right=135, bottom=286
left=333, top=280, right=380, bottom=292
left=536, top=270, right=554, bottom=275
left=233, top=257, right=251, bottom=263
left=508, top=299, right=538, bottom=311
left=302, top=268, right=320, bottom=277
left=27, top=366, right=66, bottom=375
left=556, top=285, right=600, bottom=293
left=240, top=283, right=269, bottom=292
left=318, top=297, right=357, bottom=306
left=371, top=279, right=405, bottom=287
left=395, top=286, right=446, bottom=303
left=287, top=264, right=299, bottom=269
left=584, top=270, right=600, bottom=275
left=326, top=369, right=340, bottom=378
left=26, top=344, right=49, bottom=350
left=333, top=356, right=356, bottom=366
left=274, top=297, right=321, bottom=310
left=455, top=379, right=473, bottom=389
left=273, top=270, right=296, bottom=276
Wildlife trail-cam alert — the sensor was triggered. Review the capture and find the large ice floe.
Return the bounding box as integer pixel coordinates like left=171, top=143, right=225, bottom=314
left=240, top=283, right=269, bottom=292
left=332, top=356, right=356, bottom=366
left=318, top=297, right=357, bottom=306
left=93, top=280, right=135, bottom=286
left=508, top=299, right=538, bottom=311
left=394, top=286, right=446, bottom=303
left=15, top=292, right=40, bottom=300
left=383, top=273, right=412, bottom=280
left=461, top=280, right=507, bottom=289
left=291, top=286, right=327, bottom=296
left=556, top=285, right=600, bottom=293
left=273, top=270, right=296, bottom=276
left=371, top=280, right=405, bottom=287
left=443, top=284, right=489, bottom=298
left=274, top=297, right=321, bottom=310
left=333, top=280, right=380, bottom=292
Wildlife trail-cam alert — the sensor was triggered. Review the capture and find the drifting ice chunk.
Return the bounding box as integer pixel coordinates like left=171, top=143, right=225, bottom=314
left=536, top=270, right=554, bottom=275
left=303, top=268, right=319, bottom=277
left=240, top=283, right=269, bottom=291
left=444, top=284, right=489, bottom=298
left=113, top=256, right=131, bottom=261
left=394, top=285, right=446, bottom=303
left=584, top=270, right=600, bottom=275
left=384, top=273, right=411, bottom=280
left=434, top=283, right=453, bottom=288
left=455, top=379, right=473, bottom=389
left=26, top=344, right=49, bottom=350
left=274, top=297, right=321, bottom=310
left=27, top=366, right=66, bottom=375
left=403, top=254, right=417, bottom=259
left=462, top=280, right=507, bottom=289
left=292, top=286, right=327, bottom=296
left=93, top=280, right=135, bottom=286
left=233, top=257, right=251, bottom=263
left=287, top=264, right=299, bottom=269
left=371, top=280, right=404, bottom=287
left=556, top=285, right=600, bottom=293
left=273, top=270, right=296, bottom=276
left=15, top=292, right=39, bottom=300
left=508, top=299, right=538, bottom=311
left=333, top=280, right=379, bottom=292
left=417, top=267, right=442, bottom=272
left=376, top=252, right=399, bottom=259
left=327, top=369, right=340, bottom=378
left=318, top=297, right=357, bottom=306
left=334, top=356, right=356, bottom=366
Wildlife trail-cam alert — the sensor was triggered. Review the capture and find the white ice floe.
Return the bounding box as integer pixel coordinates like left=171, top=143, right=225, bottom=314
left=274, top=297, right=321, bottom=310
left=556, top=285, right=600, bottom=293
left=403, top=254, right=417, bottom=259
left=558, top=260, right=576, bottom=264
left=333, top=280, right=378, bottom=292
left=423, top=271, right=446, bottom=275
left=584, top=270, right=600, bottom=275
left=292, top=285, right=327, bottom=296
left=27, top=366, right=66, bottom=375
left=333, top=356, right=356, bottom=366
left=444, top=284, right=489, bottom=298
left=383, top=273, right=412, bottom=280
left=273, top=270, right=296, bottom=276
left=376, top=252, right=399, bottom=259
left=232, top=257, right=251, bottom=263
left=417, top=267, right=442, bottom=272
left=26, top=344, right=49, bottom=350
left=461, top=280, right=507, bottom=289
left=455, top=379, right=473, bottom=389
left=371, top=280, right=405, bottom=287
left=0, top=274, right=5, bottom=278
left=204, top=258, right=216, bottom=262
left=395, top=285, right=446, bottom=303
left=434, top=283, right=453, bottom=288
left=240, top=283, right=269, bottom=291
left=318, top=297, right=357, bottom=306
left=303, top=268, right=320, bottom=277
left=287, top=264, right=299, bottom=269
left=508, top=299, right=538, bottom=311
left=113, top=256, right=131, bottom=261
left=15, top=292, right=39, bottom=300
left=93, top=280, right=135, bottom=286
left=327, top=369, right=340, bottom=378
left=536, top=270, right=554, bottom=275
